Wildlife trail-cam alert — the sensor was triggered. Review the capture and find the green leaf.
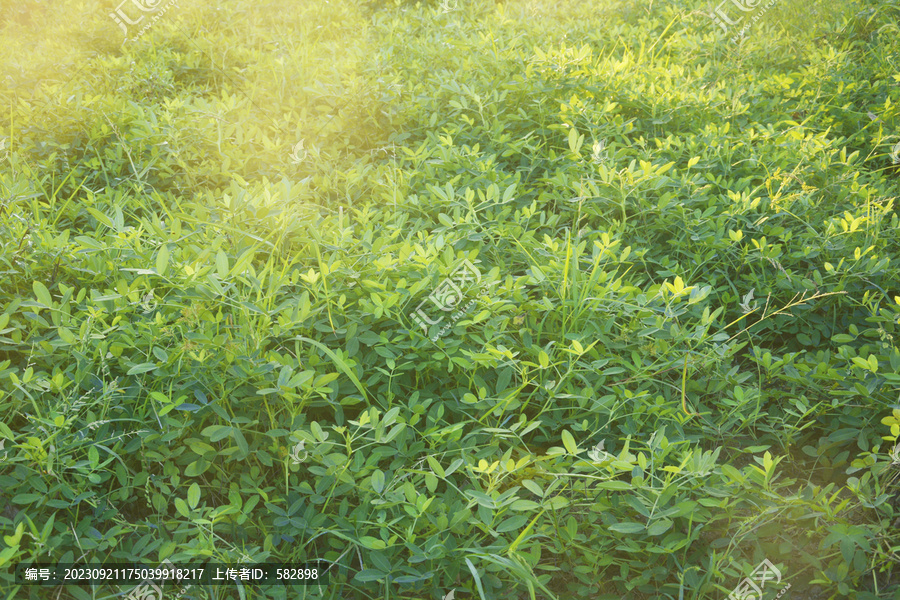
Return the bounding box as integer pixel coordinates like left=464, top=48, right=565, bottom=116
left=497, top=514, right=529, bottom=532
left=57, top=327, right=76, bottom=345
left=744, top=445, right=770, bottom=453
left=358, top=536, right=386, bottom=550
left=521, top=479, right=543, bottom=498
left=720, top=464, right=744, bottom=482
left=205, top=274, right=225, bottom=296
left=566, top=516, right=577, bottom=538
left=74, top=235, right=104, bottom=250
left=187, top=483, right=200, bottom=509
left=568, top=127, right=579, bottom=153
left=12, top=493, right=42, bottom=504
left=609, top=522, right=646, bottom=534
left=232, top=427, right=249, bottom=458
left=216, top=250, right=229, bottom=277
left=647, top=518, right=673, bottom=536
left=851, top=356, right=871, bottom=371
left=185, top=459, right=211, bottom=477
left=503, top=183, right=517, bottom=203
left=33, top=281, right=52, bottom=307
left=310, top=421, right=326, bottom=441
left=547, top=495, right=569, bottom=509
left=369, top=553, right=392, bottom=573
left=174, top=497, right=190, bottom=518
left=538, top=350, right=549, bottom=368
left=371, top=469, right=385, bottom=494
left=150, top=391, right=170, bottom=404
left=0, top=545, right=21, bottom=565
left=127, top=363, right=157, bottom=375
left=561, top=430, right=578, bottom=455
left=465, top=557, right=487, bottom=600
left=156, top=244, right=170, bottom=276
left=85, top=207, right=113, bottom=228
left=510, top=499, right=541, bottom=511
left=593, top=481, right=632, bottom=490
left=466, top=490, right=496, bottom=508
left=354, top=569, right=386, bottom=582
left=295, top=337, right=368, bottom=402
left=426, top=455, right=445, bottom=478
left=201, top=425, right=233, bottom=442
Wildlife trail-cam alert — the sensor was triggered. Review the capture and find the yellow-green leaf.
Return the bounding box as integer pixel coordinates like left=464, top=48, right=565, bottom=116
left=561, top=430, right=578, bottom=455
left=538, top=350, right=549, bottom=368
left=33, top=282, right=52, bottom=307
left=426, top=456, right=445, bottom=478
left=216, top=250, right=229, bottom=278
left=656, top=161, right=675, bottom=175
left=358, top=536, right=386, bottom=550
left=868, top=355, right=879, bottom=373
left=187, top=483, right=200, bottom=509
left=371, top=469, right=385, bottom=494
left=647, top=518, right=673, bottom=535
left=851, top=356, right=870, bottom=370
left=174, top=497, right=190, bottom=518
left=57, top=327, right=76, bottom=345
left=156, top=244, right=170, bottom=276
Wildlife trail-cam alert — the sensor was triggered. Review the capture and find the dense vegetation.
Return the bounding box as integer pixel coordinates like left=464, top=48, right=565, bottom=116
left=1, top=0, right=900, bottom=598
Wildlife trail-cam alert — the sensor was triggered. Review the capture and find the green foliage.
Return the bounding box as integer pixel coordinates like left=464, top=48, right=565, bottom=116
left=1, top=0, right=899, bottom=599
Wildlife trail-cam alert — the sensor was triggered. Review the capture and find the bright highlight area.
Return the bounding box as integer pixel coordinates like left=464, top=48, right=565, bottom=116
left=1, top=1, right=899, bottom=599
